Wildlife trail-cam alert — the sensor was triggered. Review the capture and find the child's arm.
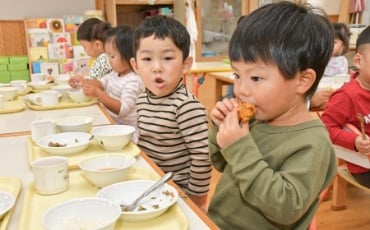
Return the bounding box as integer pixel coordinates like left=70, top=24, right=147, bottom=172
left=177, top=100, right=212, bottom=210
left=187, top=194, right=207, bottom=212
left=82, top=82, right=122, bottom=115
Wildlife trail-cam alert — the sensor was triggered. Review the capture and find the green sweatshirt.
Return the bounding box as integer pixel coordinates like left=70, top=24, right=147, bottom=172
left=207, top=119, right=337, bottom=230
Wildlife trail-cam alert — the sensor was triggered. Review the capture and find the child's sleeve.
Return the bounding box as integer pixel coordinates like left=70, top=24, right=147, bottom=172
left=177, top=101, right=212, bottom=196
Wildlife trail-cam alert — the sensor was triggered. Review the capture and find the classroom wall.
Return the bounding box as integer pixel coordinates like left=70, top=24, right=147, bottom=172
left=0, top=0, right=95, bottom=19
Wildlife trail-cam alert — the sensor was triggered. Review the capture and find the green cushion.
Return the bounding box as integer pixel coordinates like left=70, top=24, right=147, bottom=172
left=0, top=71, right=11, bottom=83
left=0, top=57, right=9, bottom=65
left=9, top=56, right=28, bottom=64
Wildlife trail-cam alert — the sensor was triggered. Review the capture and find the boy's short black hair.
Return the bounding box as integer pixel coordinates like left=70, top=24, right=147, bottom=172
left=77, top=18, right=112, bottom=42
left=105, top=25, right=134, bottom=69
left=333, top=22, right=351, bottom=54
left=356, top=26, right=370, bottom=52
left=132, top=15, right=190, bottom=61
left=229, top=1, right=334, bottom=97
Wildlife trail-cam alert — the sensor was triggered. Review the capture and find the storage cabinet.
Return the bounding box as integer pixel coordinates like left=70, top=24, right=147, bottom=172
left=102, top=0, right=185, bottom=27
left=194, top=0, right=305, bottom=61
left=194, top=0, right=258, bottom=61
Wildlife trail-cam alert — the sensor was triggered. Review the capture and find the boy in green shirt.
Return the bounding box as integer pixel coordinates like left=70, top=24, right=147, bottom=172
left=208, top=2, right=337, bottom=229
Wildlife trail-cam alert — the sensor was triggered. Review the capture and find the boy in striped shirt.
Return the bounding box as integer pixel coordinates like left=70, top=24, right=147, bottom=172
left=130, top=15, right=212, bottom=211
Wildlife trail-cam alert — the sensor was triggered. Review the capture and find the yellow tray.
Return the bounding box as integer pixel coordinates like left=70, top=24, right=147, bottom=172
left=28, top=138, right=141, bottom=169
left=25, top=98, right=97, bottom=110
left=0, top=99, right=25, bottom=114
left=17, top=87, right=32, bottom=96
left=0, top=177, right=22, bottom=230
left=18, top=167, right=188, bottom=230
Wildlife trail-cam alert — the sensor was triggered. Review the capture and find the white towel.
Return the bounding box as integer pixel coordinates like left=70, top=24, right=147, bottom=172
left=186, top=0, right=198, bottom=61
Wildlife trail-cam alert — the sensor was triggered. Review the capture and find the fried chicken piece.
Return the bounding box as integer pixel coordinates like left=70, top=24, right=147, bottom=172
left=237, top=102, right=256, bottom=122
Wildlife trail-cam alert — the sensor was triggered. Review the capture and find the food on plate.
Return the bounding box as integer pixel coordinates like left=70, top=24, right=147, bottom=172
left=48, top=141, right=66, bottom=147
left=237, top=101, right=256, bottom=122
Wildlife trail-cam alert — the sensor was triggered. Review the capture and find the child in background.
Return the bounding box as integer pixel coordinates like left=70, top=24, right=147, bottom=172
left=208, top=2, right=337, bottom=229
left=310, top=23, right=351, bottom=110
left=74, top=25, right=144, bottom=142
left=323, top=22, right=351, bottom=76
left=321, top=26, right=370, bottom=188
left=72, top=17, right=112, bottom=80
left=130, top=15, right=212, bottom=210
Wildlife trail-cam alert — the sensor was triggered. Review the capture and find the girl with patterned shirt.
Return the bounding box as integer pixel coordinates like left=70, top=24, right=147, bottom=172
left=72, top=18, right=112, bottom=80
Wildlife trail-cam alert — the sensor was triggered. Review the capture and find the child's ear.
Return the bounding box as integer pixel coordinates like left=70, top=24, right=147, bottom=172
left=182, top=56, right=193, bottom=74
left=94, top=40, right=104, bottom=50
left=353, top=52, right=362, bottom=70
left=130, top=57, right=138, bottom=73
left=297, top=68, right=316, bottom=94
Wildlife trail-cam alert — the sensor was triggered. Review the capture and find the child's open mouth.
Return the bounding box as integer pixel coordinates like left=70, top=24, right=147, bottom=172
left=154, top=77, right=166, bottom=89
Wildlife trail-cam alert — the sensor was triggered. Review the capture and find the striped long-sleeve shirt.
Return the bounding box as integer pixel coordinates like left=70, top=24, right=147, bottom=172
left=136, top=83, right=212, bottom=196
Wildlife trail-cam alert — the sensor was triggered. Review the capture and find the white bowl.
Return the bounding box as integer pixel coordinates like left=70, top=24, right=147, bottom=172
left=97, top=180, right=178, bottom=222
left=67, top=89, right=91, bottom=103
left=0, top=191, right=15, bottom=220
left=79, top=154, right=136, bottom=187
left=37, top=132, right=93, bottom=155
left=91, top=125, right=135, bottom=151
left=0, top=87, right=17, bottom=101
left=55, top=74, right=70, bottom=85
left=51, top=84, right=72, bottom=99
left=42, top=197, right=121, bottom=230
left=28, top=81, right=55, bottom=90
left=56, top=116, right=93, bottom=133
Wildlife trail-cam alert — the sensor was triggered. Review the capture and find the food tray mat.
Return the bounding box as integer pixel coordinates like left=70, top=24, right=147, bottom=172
left=0, top=177, right=22, bottom=230
left=25, top=98, right=97, bottom=110
left=0, top=99, right=25, bottom=114
left=18, top=167, right=188, bottom=230
left=28, top=138, right=141, bottom=169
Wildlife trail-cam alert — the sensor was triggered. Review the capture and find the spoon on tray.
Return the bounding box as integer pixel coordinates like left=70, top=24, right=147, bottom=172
left=120, top=172, right=173, bottom=212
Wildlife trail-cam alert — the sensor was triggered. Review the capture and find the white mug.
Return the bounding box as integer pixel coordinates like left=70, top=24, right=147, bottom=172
left=33, top=90, right=60, bottom=106
left=31, top=119, right=56, bottom=143
left=31, top=156, right=69, bottom=195
left=10, top=80, right=27, bottom=92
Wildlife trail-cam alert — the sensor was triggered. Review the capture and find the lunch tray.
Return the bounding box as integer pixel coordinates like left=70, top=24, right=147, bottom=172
left=0, top=177, right=22, bottom=230
left=18, top=167, right=188, bottom=230
left=0, top=99, right=25, bottom=114
left=25, top=98, right=97, bottom=111
left=16, top=87, right=32, bottom=96
left=28, top=137, right=142, bottom=169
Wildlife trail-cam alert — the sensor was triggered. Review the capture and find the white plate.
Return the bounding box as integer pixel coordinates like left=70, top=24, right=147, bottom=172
left=0, top=191, right=15, bottom=220
left=97, top=180, right=178, bottom=222
left=37, top=132, right=93, bottom=155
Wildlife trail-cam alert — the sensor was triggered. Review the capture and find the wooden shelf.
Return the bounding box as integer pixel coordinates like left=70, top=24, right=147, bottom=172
left=101, top=0, right=184, bottom=27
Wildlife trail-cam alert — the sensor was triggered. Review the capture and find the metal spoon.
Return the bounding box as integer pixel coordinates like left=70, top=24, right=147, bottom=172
left=120, top=172, right=173, bottom=212
left=356, top=113, right=366, bottom=140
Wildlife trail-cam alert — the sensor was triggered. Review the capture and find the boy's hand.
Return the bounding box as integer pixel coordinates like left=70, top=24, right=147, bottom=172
left=216, top=107, right=250, bottom=148
left=354, top=135, right=370, bottom=156
left=210, top=98, right=238, bottom=126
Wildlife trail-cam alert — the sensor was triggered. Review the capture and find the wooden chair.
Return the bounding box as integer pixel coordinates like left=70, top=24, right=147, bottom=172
left=331, top=123, right=370, bottom=210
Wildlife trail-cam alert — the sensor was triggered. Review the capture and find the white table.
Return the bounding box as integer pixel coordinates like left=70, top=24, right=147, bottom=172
left=0, top=135, right=217, bottom=230
left=0, top=104, right=112, bottom=136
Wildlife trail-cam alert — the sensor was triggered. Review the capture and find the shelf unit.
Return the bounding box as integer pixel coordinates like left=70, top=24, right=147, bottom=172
left=102, top=0, right=184, bottom=27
